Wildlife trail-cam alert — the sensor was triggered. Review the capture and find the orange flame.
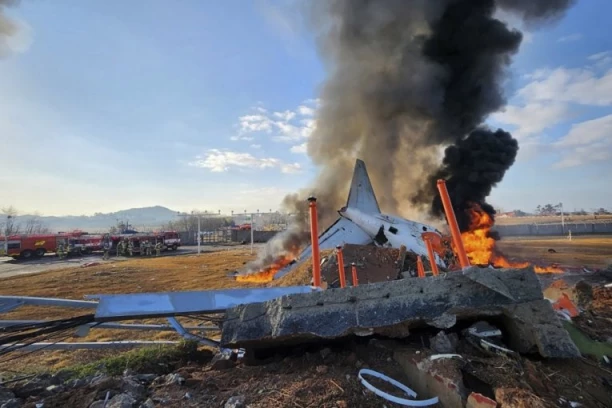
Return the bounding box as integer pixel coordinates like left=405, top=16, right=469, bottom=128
left=235, top=255, right=296, bottom=283
left=460, top=204, right=564, bottom=273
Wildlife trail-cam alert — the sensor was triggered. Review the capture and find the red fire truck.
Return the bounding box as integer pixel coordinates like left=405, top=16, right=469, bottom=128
left=0, top=234, right=70, bottom=259
left=160, top=231, right=181, bottom=250
left=1, top=230, right=181, bottom=260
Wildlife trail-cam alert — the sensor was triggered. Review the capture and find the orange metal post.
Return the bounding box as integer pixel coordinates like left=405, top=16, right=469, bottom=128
left=436, top=179, right=470, bottom=269
left=308, top=197, right=322, bottom=288
left=336, top=245, right=346, bottom=288
left=417, top=256, right=425, bottom=278
left=423, top=236, right=440, bottom=276
left=351, top=262, right=358, bottom=286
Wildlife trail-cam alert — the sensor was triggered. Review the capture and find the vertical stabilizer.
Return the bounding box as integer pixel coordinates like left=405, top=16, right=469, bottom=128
left=346, top=159, right=381, bottom=214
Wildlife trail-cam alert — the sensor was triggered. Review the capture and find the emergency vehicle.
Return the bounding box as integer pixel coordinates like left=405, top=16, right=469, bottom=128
left=1, top=231, right=181, bottom=260
left=0, top=234, right=69, bottom=259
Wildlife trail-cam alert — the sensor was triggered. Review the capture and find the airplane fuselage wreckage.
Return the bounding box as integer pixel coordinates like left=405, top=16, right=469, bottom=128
left=274, top=159, right=446, bottom=281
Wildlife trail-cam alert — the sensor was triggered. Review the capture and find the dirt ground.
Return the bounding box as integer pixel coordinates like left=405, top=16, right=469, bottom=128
left=1, top=236, right=612, bottom=406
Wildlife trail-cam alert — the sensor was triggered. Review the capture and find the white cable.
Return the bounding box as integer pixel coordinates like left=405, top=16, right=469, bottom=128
left=357, top=368, right=439, bottom=407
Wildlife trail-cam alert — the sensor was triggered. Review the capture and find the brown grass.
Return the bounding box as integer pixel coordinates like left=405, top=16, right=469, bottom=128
left=495, top=214, right=612, bottom=226
left=497, top=236, right=612, bottom=269
left=0, top=249, right=267, bottom=373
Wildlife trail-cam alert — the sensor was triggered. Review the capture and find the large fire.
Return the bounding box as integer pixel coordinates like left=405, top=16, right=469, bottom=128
left=460, top=204, right=563, bottom=273
left=235, top=254, right=296, bottom=283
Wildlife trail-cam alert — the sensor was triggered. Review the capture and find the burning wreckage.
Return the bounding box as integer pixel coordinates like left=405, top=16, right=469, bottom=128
left=3, top=158, right=608, bottom=407
left=1, top=160, right=581, bottom=362
left=222, top=159, right=580, bottom=359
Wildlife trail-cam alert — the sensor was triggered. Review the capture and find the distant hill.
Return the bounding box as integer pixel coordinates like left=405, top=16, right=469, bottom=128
left=18, top=206, right=180, bottom=233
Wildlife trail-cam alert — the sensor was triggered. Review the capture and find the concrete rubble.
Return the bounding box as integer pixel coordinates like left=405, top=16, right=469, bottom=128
left=221, top=266, right=580, bottom=359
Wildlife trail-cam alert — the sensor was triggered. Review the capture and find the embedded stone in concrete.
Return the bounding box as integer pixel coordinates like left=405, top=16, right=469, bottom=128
left=221, top=267, right=579, bottom=358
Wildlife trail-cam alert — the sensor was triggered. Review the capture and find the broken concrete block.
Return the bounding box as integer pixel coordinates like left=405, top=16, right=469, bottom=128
left=502, top=300, right=580, bottom=358
left=467, top=392, right=497, bottom=408
left=221, top=267, right=579, bottom=358
left=430, top=331, right=456, bottom=353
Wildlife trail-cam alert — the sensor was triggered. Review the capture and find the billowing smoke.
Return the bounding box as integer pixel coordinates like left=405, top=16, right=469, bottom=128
left=243, top=0, right=575, bottom=273
left=428, top=128, right=519, bottom=232
left=0, top=0, right=23, bottom=58
left=242, top=223, right=309, bottom=274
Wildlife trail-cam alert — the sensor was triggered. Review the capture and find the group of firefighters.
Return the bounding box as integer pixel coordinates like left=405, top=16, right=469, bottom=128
left=110, top=238, right=162, bottom=259
left=55, top=238, right=163, bottom=260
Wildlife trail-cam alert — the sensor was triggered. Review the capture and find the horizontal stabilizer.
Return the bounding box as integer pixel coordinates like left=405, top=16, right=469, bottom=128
left=347, top=159, right=380, bottom=214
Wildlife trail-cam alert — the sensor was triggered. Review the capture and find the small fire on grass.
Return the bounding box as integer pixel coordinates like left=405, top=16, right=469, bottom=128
left=461, top=204, right=564, bottom=273
left=235, top=255, right=296, bottom=283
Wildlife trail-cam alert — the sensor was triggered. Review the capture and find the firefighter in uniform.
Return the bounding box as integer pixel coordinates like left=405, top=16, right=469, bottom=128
left=122, top=238, right=129, bottom=256
left=56, top=243, right=65, bottom=259
left=155, top=241, right=162, bottom=257
left=102, top=240, right=110, bottom=260
left=128, top=240, right=134, bottom=257
left=145, top=240, right=152, bottom=256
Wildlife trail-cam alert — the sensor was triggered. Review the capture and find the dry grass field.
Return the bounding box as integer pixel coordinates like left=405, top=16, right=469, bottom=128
left=498, top=235, right=612, bottom=269
left=0, top=235, right=611, bottom=374
left=495, top=214, right=612, bottom=225
left=0, top=249, right=265, bottom=373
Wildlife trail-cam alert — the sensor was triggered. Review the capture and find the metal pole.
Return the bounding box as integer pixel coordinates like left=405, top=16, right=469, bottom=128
left=560, top=203, right=565, bottom=232
left=250, top=213, right=254, bottom=255
left=308, top=197, right=321, bottom=287
left=197, top=214, right=201, bottom=254
left=436, top=179, right=470, bottom=269
left=336, top=245, right=346, bottom=288
left=351, top=262, right=359, bottom=286
left=3, top=216, right=8, bottom=256
left=423, top=236, right=440, bottom=276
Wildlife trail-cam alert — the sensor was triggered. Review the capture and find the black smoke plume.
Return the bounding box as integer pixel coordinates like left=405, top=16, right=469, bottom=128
left=245, top=0, right=575, bottom=273
left=429, top=128, right=519, bottom=231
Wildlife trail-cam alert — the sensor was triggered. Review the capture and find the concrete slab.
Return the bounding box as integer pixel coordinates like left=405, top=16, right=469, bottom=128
left=221, top=267, right=580, bottom=358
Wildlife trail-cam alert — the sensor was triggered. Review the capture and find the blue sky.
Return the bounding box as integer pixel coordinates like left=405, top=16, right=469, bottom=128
left=0, top=0, right=610, bottom=216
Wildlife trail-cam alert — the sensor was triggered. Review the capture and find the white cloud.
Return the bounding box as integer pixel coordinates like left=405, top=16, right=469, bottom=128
left=518, top=66, right=612, bottom=106
left=238, top=114, right=273, bottom=133
left=553, top=114, right=612, bottom=168
left=273, top=110, right=296, bottom=121
left=233, top=99, right=318, bottom=144
left=281, top=163, right=302, bottom=174
left=250, top=144, right=262, bottom=149
left=494, top=53, right=612, bottom=168
left=492, top=102, right=571, bottom=140
left=189, top=149, right=302, bottom=174
left=290, top=142, right=307, bottom=154
left=297, top=105, right=315, bottom=116
left=588, top=51, right=612, bottom=68
left=230, top=135, right=255, bottom=141
left=557, top=33, right=583, bottom=43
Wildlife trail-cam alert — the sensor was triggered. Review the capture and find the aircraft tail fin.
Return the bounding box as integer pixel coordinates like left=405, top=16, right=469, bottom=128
left=346, top=159, right=381, bottom=214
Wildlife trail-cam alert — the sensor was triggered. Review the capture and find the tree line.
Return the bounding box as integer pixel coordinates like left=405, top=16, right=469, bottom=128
left=535, top=204, right=610, bottom=216
left=1, top=206, right=50, bottom=236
